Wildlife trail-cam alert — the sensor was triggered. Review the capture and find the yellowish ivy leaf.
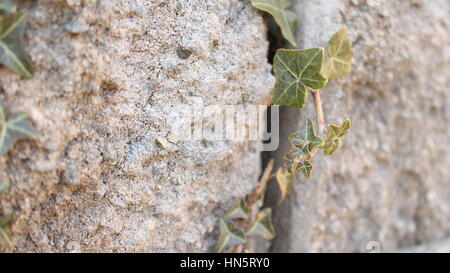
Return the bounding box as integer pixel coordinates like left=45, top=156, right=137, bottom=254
left=0, top=177, right=9, bottom=194
left=0, top=11, right=34, bottom=78
left=215, top=218, right=246, bottom=253
left=299, top=160, right=313, bottom=179
left=251, top=0, right=298, bottom=47
left=272, top=48, right=328, bottom=108
left=288, top=118, right=323, bottom=156
left=285, top=153, right=313, bottom=179
left=0, top=103, right=37, bottom=156
left=224, top=197, right=249, bottom=220
left=0, top=213, right=12, bottom=248
left=322, top=119, right=351, bottom=156
left=247, top=208, right=276, bottom=240
left=322, top=26, right=354, bottom=80
left=276, top=167, right=293, bottom=203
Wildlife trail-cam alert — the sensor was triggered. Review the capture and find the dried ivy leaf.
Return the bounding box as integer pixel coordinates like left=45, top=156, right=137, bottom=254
left=288, top=118, right=323, bottom=156
left=247, top=208, right=276, bottom=240
left=272, top=48, right=328, bottom=108
left=322, top=119, right=351, bottom=156
left=256, top=189, right=266, bottom=208
left=215, top=218, right=246, bottom=253
left=0, top=177, right=9, bottom=194
left=250, top=0, right=298, bottom=47
left=322, top=26, right=354, bottom=80
left=0, top=213, right=12, bottom=248
left=0, top=0, right=15, bottom=14
left=0, top=103, right=37, bottom=156
left=276, top=167, right=293, bottom=203
left=0, top=11, right=34, bottom=78
left=299, top=160, right=313, bottom=179
left=224, top=197, right=249, bottom=220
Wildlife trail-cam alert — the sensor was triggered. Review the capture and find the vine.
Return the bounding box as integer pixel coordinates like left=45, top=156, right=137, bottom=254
left=0, top=0, right=35, bottom=248
left=215, top=0, right=354, bottom=252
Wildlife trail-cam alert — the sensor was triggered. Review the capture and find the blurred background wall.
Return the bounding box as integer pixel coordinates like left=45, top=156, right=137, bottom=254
left=268, top=0, right=450, bottom=252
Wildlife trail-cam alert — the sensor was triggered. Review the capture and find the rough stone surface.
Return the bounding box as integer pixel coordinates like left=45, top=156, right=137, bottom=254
left=399, top=237, right=450, bottom=253
left=268, top=0, right=450, bottom=252
left=0, top=0, right=274, bottom=252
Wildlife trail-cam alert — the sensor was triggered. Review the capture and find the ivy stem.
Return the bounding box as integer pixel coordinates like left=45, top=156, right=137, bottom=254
left=232, top=159, right=275, bottom=253
left=246, top=159, right=274, bottom=208
left=310, top=89, right=325, bottom=136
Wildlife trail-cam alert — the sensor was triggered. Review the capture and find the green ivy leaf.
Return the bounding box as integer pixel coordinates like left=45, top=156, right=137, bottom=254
left=0, top=0, right=15, bottom=14
left=247, top=208, right=276, bottom=240
left=284, top=154, right=297, bottom=173
left=322, top=119, right=351, bottom=156
left=276, top=167, right=293, bottom=203
left=299, top=160, right=313, bottom=179
left=0, top=213, right=12, bottom=248
left=0, top=177, right=9, bottom=194
left=322, top=26, right=354, bottom=80
left=0, top=11, right=34, bottom=78
left=272, top=48, right=328, bottom=108
left=224, top=198, right=249, bottom=220
left=288, top=118, right=324, bottom=156
left=250, top=0, right=298, bottom=47
left=0, top=103, right=37, bottom=156
left=215, top=218, right=246, bottom=253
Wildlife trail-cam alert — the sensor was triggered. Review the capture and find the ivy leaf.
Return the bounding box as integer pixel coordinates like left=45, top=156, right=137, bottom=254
left=0, top=0, right=15, bottom=14
left=272, top=48, right=328, bottom=108
left=250, top=0, right=298, bottom=47
left=322, top=119, right=351, bottom=156
left=0, top=103, right=37, bottom=156
left=215, top=218, right=246, bottom=253
left=276, top=167, right=293, bottom=203
left=0, top=177, right=9, bottom=194
left=256, top=189, right=266, bottom=208
left=0, top=11, right=34, bottom=78
left=299, top=160, right=313, bottom=179
left=322, top=26, right=354, bottom=80
left=247, top=208, right=276, bottom=240
left=288, top=118, right=323, bottom=156
left=284, top=154, right=297, bottom=173
left=0, top=213, right=12, bottom=248
left=224, top=198, right=249, bottom=220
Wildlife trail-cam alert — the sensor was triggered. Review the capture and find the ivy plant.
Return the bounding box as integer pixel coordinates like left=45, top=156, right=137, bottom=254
left=0, top=1, right=33, bottom=78
left=0, top=102, right=37, bottom=247
left=215, top=160, right=276, bottom=253
left=251, top=0, right=298, bottom=47
left=275, top=25, right=353, bottom=185
left=0, top=178, right=9, bottom=194
left=0, top=103, right=36, bottom=249
left=0, top=212, right=12, bottom=248
left=246, top=208, right=276, bottom=240
left=0, top=0, right=14, bottom=14
left=0, top=1, right=35, bottom=250
left=322, top=26, right=354, bottom=80
left=215, top=219, right=246, bottom=253
left=0, top=103, right=37, bottom=156
left=216, top=1, right=354, bottom=252
left=322, top=119, right=351, bottom=156
left=272, top=48, right=328, bottom=108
